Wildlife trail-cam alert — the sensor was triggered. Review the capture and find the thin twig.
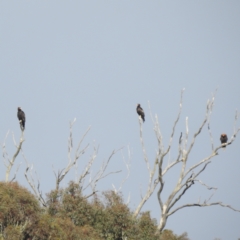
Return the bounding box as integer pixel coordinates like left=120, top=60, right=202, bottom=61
left=168, top=201, right=240, bottom=217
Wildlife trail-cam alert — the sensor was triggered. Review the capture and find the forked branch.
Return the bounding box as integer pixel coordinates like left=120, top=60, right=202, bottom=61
left=54, top=119, right=91, bottom=191
left=155, top=91, right=240, bottom=233
left=168, top=201, right=240, bottom=217
left=135, top=90, right=240, bottom=233
left=24, top=165, right=47, bottom=207
left=88, top=148, right=123, bottom=194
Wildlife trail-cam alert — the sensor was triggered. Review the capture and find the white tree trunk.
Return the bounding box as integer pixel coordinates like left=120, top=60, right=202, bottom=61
left=158, top=205, right=168, bottom=233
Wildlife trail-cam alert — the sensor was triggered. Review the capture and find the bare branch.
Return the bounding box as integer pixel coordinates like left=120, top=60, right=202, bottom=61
left=167, top=173, right=196, bottom=212
left=2, top=131, right=10, bottom=167
left=184, top=128, right=240, bottom=179
left=165, top=123, right=240, bottom=221
left=182, top=96, right=215, bottom=167
left=112, top=146, right=131, bottom=193
left=139, top=117, right=150, bottom=174
left=10, top=162, right=22, bottom=182
left=77, top=145, right=98, bottom=185
left=207, top=122, right=215, bottom=151
left=168, top=201, right=240, bottom=217
left=184, top=117, right=189, bottom=151
left=162, top=135, right=183, bottom=175
left=118, top=147, right=131, bottom=191
left=84, top=191, right=97, bottom=199
left=112, top=183, right=117, bottom=193
left=135, top=90, right=186, bottom=218
left=195, top=179, right=217, bottom=203
left=207, top=89, right=218, bottom=151
left=190, top=162, right=210, bottom=180
left=22, top=150, right=46, bottom=207
left=24, top=165, right=47, bottom=207
left=164, top=88, right=185, bottom=156
left=134, top=110, right=165, bottom=217
left=186, top=102, right=211, bottom=159
left=147, top=101, right=155, bottom=125
left=99, top=170, right=122, bottom=180
left=67, top=118, right=76, bottom=163
left=149, top=90, right=240, bottom=233
left=196, top=179, right=217, bottom=191
left=55, top=121, right=91, bottom=191
left=157, top=90, right=185, bottom=209
left=126, top=192, right=131, bottom=205
left=134, top=178, right=159, bottom=218
left=89, top=148, right=123, bottom=193
left=167, top=163, right=213, bottom=214
left=233, top=110, right=240, bottom=133
left=162, top=97, right=216, bottom=218
left=2, top=129, right=24, bottom=182
left=154, top=115, right=164, bottom=154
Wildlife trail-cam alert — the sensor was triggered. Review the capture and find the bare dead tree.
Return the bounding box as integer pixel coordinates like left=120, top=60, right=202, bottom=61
left=156, top=95, right=240, bottom=233
left=135, top=89, right=240, bottom=233
left=2, top=129, right=24, bottom=182
left=133, top=90, right=185, bottom=218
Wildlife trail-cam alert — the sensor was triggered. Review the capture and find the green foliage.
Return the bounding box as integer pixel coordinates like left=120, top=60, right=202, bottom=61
left=160, top=229, right=190, bottom=240
left=99, top=191, right=132, bottom=239
left=0, top=181, right=40, bottom=228
left=60, top=182, right=95, bottom=226
left=25, top=213, right=93, bottom=240
left=2, top=225, right=23, bottom=240
left=0, top=181, right=189, bottom=240
left=135, top=212, right=160, bottom=240
left=46, top=189, right=61, bottom=216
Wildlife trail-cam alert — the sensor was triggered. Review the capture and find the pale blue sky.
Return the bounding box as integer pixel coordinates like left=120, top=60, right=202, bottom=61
left=1, top=1, right=240, bottom=239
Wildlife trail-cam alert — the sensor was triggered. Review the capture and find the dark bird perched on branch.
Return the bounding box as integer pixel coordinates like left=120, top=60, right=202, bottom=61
left=220, top=133, right=228, bottom=148
left=136, top=104, right=145, bottom=122
left=17, top=107, right=26, bottom=130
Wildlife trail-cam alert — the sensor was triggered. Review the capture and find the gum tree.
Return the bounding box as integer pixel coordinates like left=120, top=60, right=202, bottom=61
left=134, top=89, right=240, bottom=233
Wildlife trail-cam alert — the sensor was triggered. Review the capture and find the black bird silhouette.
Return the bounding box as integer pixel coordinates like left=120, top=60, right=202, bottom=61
left=136, top=104, right=145, bottom=122
left=17, top=107, right=26, bottom=130
left=220, top=133, right=228, bottom=148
